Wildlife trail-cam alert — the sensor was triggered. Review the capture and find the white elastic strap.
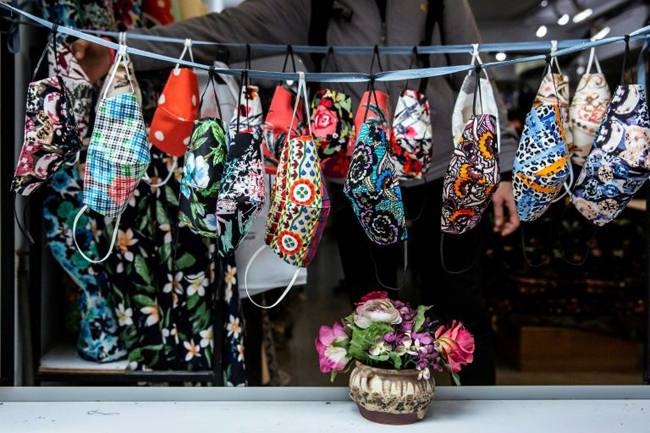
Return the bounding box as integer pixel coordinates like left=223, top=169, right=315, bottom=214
left=72, top=205, right=121, bottom=264
left=550, top=40, right=563, bottom=74
left=64, top=151, right=80, bottom=166
left=552, top=160, right=574, bottom=203
left=102, top=45, right=134, bottom=100
left=585, top=47, right=603, bottom=74
left=243, top=245, right=301, bottom=309
left=288, top=72, right=312, bottom=137
left=174, top=38, right=194, bottom=70
left=143, top=157, right=178, bottom=187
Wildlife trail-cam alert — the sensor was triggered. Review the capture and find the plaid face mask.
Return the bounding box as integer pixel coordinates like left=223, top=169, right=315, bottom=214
left=569, top=48, right=612, bottom=166
left=149, top=41, right=199, bottom=157
left=572, top=82, right=650, bottom=225
left=98, top=34, right=143, bottom=108
left=73, top=47, right=150, bottom=263
left=390, top=88, right=433, bottom=180
left=265, top=73, right=330, bottom=267
left=179, top=73, right=228, bottom=238
left=216, top=73, right=266, bottom=257
left=12, top=38, right=82, bottom=196
left=344, top=85, right=407, bottom=245
left=442, top=70, right=500, bottom=234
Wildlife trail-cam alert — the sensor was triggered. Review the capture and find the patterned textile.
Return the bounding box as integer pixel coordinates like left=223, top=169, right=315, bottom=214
left=390, top=88, right=433, bottom=180
left=534, top=69, right=572, bottom=151
left=265, top=133, right=330, bottom=267
left=229, top=84, right=264, bottom=138
left=216, top=131, right=265, bottom=257
left=310, top=88, right=354, bottom=162
left=221, top=255, right=247, bottom=385
left=84, top=91, right=150, bottom=217
left=344, top=120, right=407, bottom=245
left=113, top=0, right=144, bottom=30
left=98, top=53, right=143, bottom=108
left=142, top=0, right=174, bottom=25
left=513, top=104, right=570, bottom=222
left=178, top=118, right=228, bottom=237
left=569, top=68, right=611, bottom=166
left=571, top=85, right=650, bottom=226
left=12, top=76, right=82, bottom=196
left=149, top=67, right=199, bottom=157
left=262, top=84, right=303, bottom=175
left=441, top=114, right=500, bottom=234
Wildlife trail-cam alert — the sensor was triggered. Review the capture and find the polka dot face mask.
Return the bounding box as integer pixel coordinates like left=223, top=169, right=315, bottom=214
left=265, top=73, right=330, bottom=267
left=149, top=40, right=200, bottom=157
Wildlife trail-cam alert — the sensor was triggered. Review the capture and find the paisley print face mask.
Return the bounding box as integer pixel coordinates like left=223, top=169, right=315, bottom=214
left=178, top=71, right=228, bottom=238
left=73, top=46, right=151, bottom=263
left=442, top=68, right=500, bottom=234
left=344, top=83, right=407, bottom=245
left=572, top=39, right=650, bottom=226
left=12, top=38, right=82, bottom=196
left=513, top=59, right=571, bottom=222
left=569, top=48, right=612, bottom=166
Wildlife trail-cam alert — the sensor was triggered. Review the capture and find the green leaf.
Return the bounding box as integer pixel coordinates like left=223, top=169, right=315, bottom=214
left=348, top=322, right=392, bottom=365
left=187, top=294, right=201, bottom=310
left=389, top=352, right=403, bottom=370
left=159, top=243, right=173, bottom=263
left=368, top=353, right=390, bottom=362
left=330, top=371, right=338, bottom=382
left=165, top=187, right=179, bottom=206
left=451, top=372, right=461, bottom=386
left=176, top=253, right=197, bottom=269
left=132, top=294, right=155, bottom=307
left=134, top=255, right=153, bottom=285
left=414, top=305, right=432, bottom=332
left=156, top=201, right=169, bottom=226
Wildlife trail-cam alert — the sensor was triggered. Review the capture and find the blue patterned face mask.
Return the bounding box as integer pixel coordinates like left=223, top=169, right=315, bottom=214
left=572, top=39, right=650, bottom=226
left=73, top=46, right=150, bottom=264
left=344, top=84, right=407, bottom=245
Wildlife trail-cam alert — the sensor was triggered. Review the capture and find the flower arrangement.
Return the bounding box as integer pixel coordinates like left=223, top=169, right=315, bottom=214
left=315, top=291, right=475, bottom=384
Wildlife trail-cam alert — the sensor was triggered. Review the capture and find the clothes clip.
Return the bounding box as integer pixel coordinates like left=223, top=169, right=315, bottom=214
left=470, top=43, right=483, bottom=65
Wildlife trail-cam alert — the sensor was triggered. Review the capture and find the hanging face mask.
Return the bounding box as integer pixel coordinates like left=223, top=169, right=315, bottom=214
left=12, top=36, right=82, bottom=196
left=178, top=70, right=228, bottom=238
left=442, top=65, right=500, bottom=234
left=513, top=58, right=571, bottom=222
left=311, top=88, right=354, bottom=161
left=216, top=71, right=266, bottom=257
left=265, top=72, right=330, bottom=267
left=98, top=33, right=143, bottom=107
left=344, top=81, right=407, bottom=245
left=73, top=45, right=151, bottom=263
left=569, top=48, right=612, bottom=166
left=149, top=39, right=200, bottom=157
left=262, top=47, right=304, bottom=175
left=572, top=39, right=650, bottom=226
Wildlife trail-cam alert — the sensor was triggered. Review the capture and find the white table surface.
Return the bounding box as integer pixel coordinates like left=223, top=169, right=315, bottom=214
left=1, top=386, right=649, bottom=433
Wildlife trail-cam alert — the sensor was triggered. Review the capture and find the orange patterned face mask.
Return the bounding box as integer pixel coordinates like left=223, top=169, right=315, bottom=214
left=149, top=40, right=200, bottom=157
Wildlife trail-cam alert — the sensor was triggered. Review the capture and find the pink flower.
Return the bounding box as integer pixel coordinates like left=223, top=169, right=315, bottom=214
left=311, top=105, right=337, bottom=138
left=356, top=290, right=389, bottom=305
left=314, top=322, right=350, bottom=373
left=434, top=321, right=475, bottom=373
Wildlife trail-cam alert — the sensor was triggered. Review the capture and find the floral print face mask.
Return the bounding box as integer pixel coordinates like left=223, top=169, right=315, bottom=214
left=311, top=88, right=354, bottom=162
left=569, top=48, right=612, bottom=166
left=216, top=73, right=266, bottom=257
left=12, top=37, right=82, bottom=196
left=149, top=40, right=200, bottom=157
left=442, top=69, right=500, bottom=234
left=73, top=46, right=151, bottom=264
left=572, top=40, right=650, bottom=226
left=344, top=83, right=407, bottom=245
left=390, top=88, right=433, bottom=180
left=513, top=59, right=571, bottom=222
left=179, top=72, right=228, bottom=238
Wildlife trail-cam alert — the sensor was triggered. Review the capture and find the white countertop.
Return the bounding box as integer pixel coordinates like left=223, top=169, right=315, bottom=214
left=1, top=387, right=649, bottom=433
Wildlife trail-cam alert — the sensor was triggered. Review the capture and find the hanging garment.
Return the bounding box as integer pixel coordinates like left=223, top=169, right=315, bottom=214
left=142, top=0, right=174, bottom=25
left=390, top=88, right=433, bottom=180
left=12, top=42, right=82, bottom=196
left=311, top=88, right=354, bottom=161
left=513, top=60, right=571, bottom=222
left=572, top=50, right=650, bottom=226
left=98, top=35, right=143, bottom=108
left=569, top=48, right=612, bottom=166
left=149, top=41, right=199, bottom=157
left=533, top=56, right=572, bottom=151
left=216, top=74, right=265, bottom=257
left=113, top=0, right=144, bottom=30
left=265, top=73, right=330, bottom=267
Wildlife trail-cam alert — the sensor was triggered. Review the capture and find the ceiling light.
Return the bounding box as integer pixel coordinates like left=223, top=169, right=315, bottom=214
left=591, top=26, right=611, bottom=41
left=557, top=14, right=570, bottom=26
left=540, top=0, right=549, bottom=7
left=572, top=8, right=593, bottom=23
left=495, top=52, right=507, bottom=61
left=536, top=25, right=548, bottom=38
left=576, top=65, right=585, bottom=75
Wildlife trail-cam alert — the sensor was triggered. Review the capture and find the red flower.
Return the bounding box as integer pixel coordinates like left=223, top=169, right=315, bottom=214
left=356, top=290, right=389, bottom=305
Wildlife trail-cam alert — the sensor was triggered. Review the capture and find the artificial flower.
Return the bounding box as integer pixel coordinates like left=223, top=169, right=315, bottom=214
left=354, top=298, right=402, bottom=329
left=434, top=321, right=475, bottom=373
left=314, top=322, right=350, bottom=373
left=356, top=290, right=389, bottom=305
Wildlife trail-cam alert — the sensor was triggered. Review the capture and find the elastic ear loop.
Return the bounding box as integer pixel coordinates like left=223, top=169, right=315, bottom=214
left=102, top=44, right=134, bottom=101
left=620, top=35, right=631, bottom=85
left=585, top=47, right=603, bottom=74
left=281, top=44, right=297, bottom=73
left=13, top=196, right=35, bottom=245
left=322, top=46, right=335, bottom=72
left=174, top=38, right=194, bottom=71
left=288, top=71, right=312, bottom=137
left=143, top=159, right=178, bottom=188
left=367, top=243, right=408, bottom=292
left=72, top=205, right=122, bottom=264
left=520, top=225, right=550, bottom=268
left=471, top=48, right=502, bottom=154
left=403, top=46, right=418, bottom=92
left=243, top=245, right=301, bottom=309
left=555, top=205, right=598, bottom=267
left=439, top=232, right=480, bottom=275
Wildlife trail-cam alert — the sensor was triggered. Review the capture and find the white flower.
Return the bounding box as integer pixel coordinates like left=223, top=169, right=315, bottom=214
left=183, top=340, right=202, bottom=361
left=163, top=272, right=183, bottom=294
left=368, top=341, right=390, bottom=357
left=237, top=343, right=245, bottom=362
left=185, top=272, right=208, bottom=297
left=354, top=299, right=402, bottom=329
left=162, top=325, right=180, bottom=345
left=115, top=303, right=133, bottom=327
left=417, top=367, right=431, bottom=381
left=226, top=315, right=242, bottom=339
left=140, top=303, right=160, bottom=327
left=200, top=326, right=214, bottom=348
left=159, top=223, right=172, bottom=244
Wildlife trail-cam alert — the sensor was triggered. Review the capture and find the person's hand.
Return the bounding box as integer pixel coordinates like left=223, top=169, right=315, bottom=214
left=492, top=181, right=520, bottom=237
left=71, top=40, right=113, bottom=83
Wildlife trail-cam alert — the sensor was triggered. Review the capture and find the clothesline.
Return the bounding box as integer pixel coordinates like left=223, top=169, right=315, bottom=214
left=1, top=2, right=649, bottom=83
